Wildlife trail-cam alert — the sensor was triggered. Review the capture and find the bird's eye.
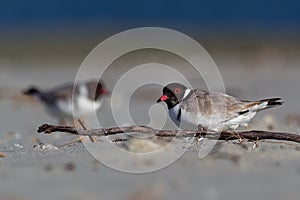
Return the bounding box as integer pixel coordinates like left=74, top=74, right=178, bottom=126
left=174, top=88, right=181, bottom=94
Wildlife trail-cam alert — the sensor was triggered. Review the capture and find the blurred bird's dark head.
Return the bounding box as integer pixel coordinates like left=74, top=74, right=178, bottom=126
left=23, top=86, right=41, bottom=96
left=85, top=80, right=110, bottom=101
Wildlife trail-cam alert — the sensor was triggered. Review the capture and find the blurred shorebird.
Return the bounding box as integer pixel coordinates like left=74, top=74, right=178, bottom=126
left=23, top=80, right=109, bottom=124
left=157, top=83, right=283, bottom=130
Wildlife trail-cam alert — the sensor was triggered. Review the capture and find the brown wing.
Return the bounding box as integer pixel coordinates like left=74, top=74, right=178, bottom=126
left=181, top=89, right=257, bottom=121
left=41, top=82, right=79, bottom=104
left=53, top=83, right=78, bottom=100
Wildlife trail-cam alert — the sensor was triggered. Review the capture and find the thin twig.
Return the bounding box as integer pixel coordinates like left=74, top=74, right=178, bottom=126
left=37, top=124, right=300, bottom=144
left=59, top=139, right=82, bottom=148
left=78, top=118, right=96, bottom=142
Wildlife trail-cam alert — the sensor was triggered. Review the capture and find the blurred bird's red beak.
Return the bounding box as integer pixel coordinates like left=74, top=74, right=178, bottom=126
left=156, top=95, right=168, bottom=103
left=101, top=89, right=110, bottom=95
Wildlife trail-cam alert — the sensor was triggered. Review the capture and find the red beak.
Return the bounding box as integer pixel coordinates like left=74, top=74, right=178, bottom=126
left=156, top=95, right=168, bottom=103
left=101, top=89, right=110, bottom=95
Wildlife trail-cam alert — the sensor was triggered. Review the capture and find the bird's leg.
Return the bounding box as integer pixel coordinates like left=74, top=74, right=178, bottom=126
left=78, top=118, right=96, bottom=142
left=197, top=124, right=208, bottom=132
left=225, top=129, right=244, bottom=143
left=73, top=119, right=87, bottom=142
left=196, top=124, right=208, bottom=138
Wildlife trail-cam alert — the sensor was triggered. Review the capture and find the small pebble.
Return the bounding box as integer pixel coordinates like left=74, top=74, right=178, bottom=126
left=33, top=143, right=58, bottom=150
left=0, top=152, right=6, bottom=158
left=64, top=162, right=75, bottom=171
left=14, top=143, right=23, bottom=149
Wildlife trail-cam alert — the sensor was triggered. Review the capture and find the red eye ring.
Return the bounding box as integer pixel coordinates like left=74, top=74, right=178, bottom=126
left=174, top=88, right=181, bottom=94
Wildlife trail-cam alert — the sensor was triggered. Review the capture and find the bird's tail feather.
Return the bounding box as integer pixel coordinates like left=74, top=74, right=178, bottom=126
left=245, top=98, right=283, bottom=112
left=259, top=98, right=283, bottom=108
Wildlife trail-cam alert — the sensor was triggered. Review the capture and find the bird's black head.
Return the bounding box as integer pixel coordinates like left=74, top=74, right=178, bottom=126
left=23, top=86, right=40, bottom=96
left=87, top=80, right=110, bottom=101
left=156, top=83, right=188, bottom=109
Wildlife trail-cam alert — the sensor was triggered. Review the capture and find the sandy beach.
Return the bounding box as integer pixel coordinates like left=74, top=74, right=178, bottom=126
left=1, top=36, right=300, bottom=200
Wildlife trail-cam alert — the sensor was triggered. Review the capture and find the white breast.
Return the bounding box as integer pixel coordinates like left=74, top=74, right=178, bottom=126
left=57, top=84, right=103, bottom=117
left=56, top=96, right=102, bottom=116
left=76, top=95, right=102, bottom=115
left=169, top=104, right=181, bottom=127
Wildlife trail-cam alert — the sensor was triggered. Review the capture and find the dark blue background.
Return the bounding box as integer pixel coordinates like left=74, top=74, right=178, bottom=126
left=1, top=0, right=300, bottom=31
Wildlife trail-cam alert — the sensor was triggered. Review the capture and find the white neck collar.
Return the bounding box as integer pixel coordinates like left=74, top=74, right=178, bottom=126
left=183, top=89, right=191, bottom=99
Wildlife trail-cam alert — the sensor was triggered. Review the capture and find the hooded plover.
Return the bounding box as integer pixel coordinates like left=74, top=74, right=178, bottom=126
left=157, top=83, right=283, bottom=130
left=23, top=80, right=109, bottom=124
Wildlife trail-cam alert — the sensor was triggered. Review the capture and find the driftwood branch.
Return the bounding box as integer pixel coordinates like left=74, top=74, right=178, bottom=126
left=37, top=124, right=300, bottom=144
